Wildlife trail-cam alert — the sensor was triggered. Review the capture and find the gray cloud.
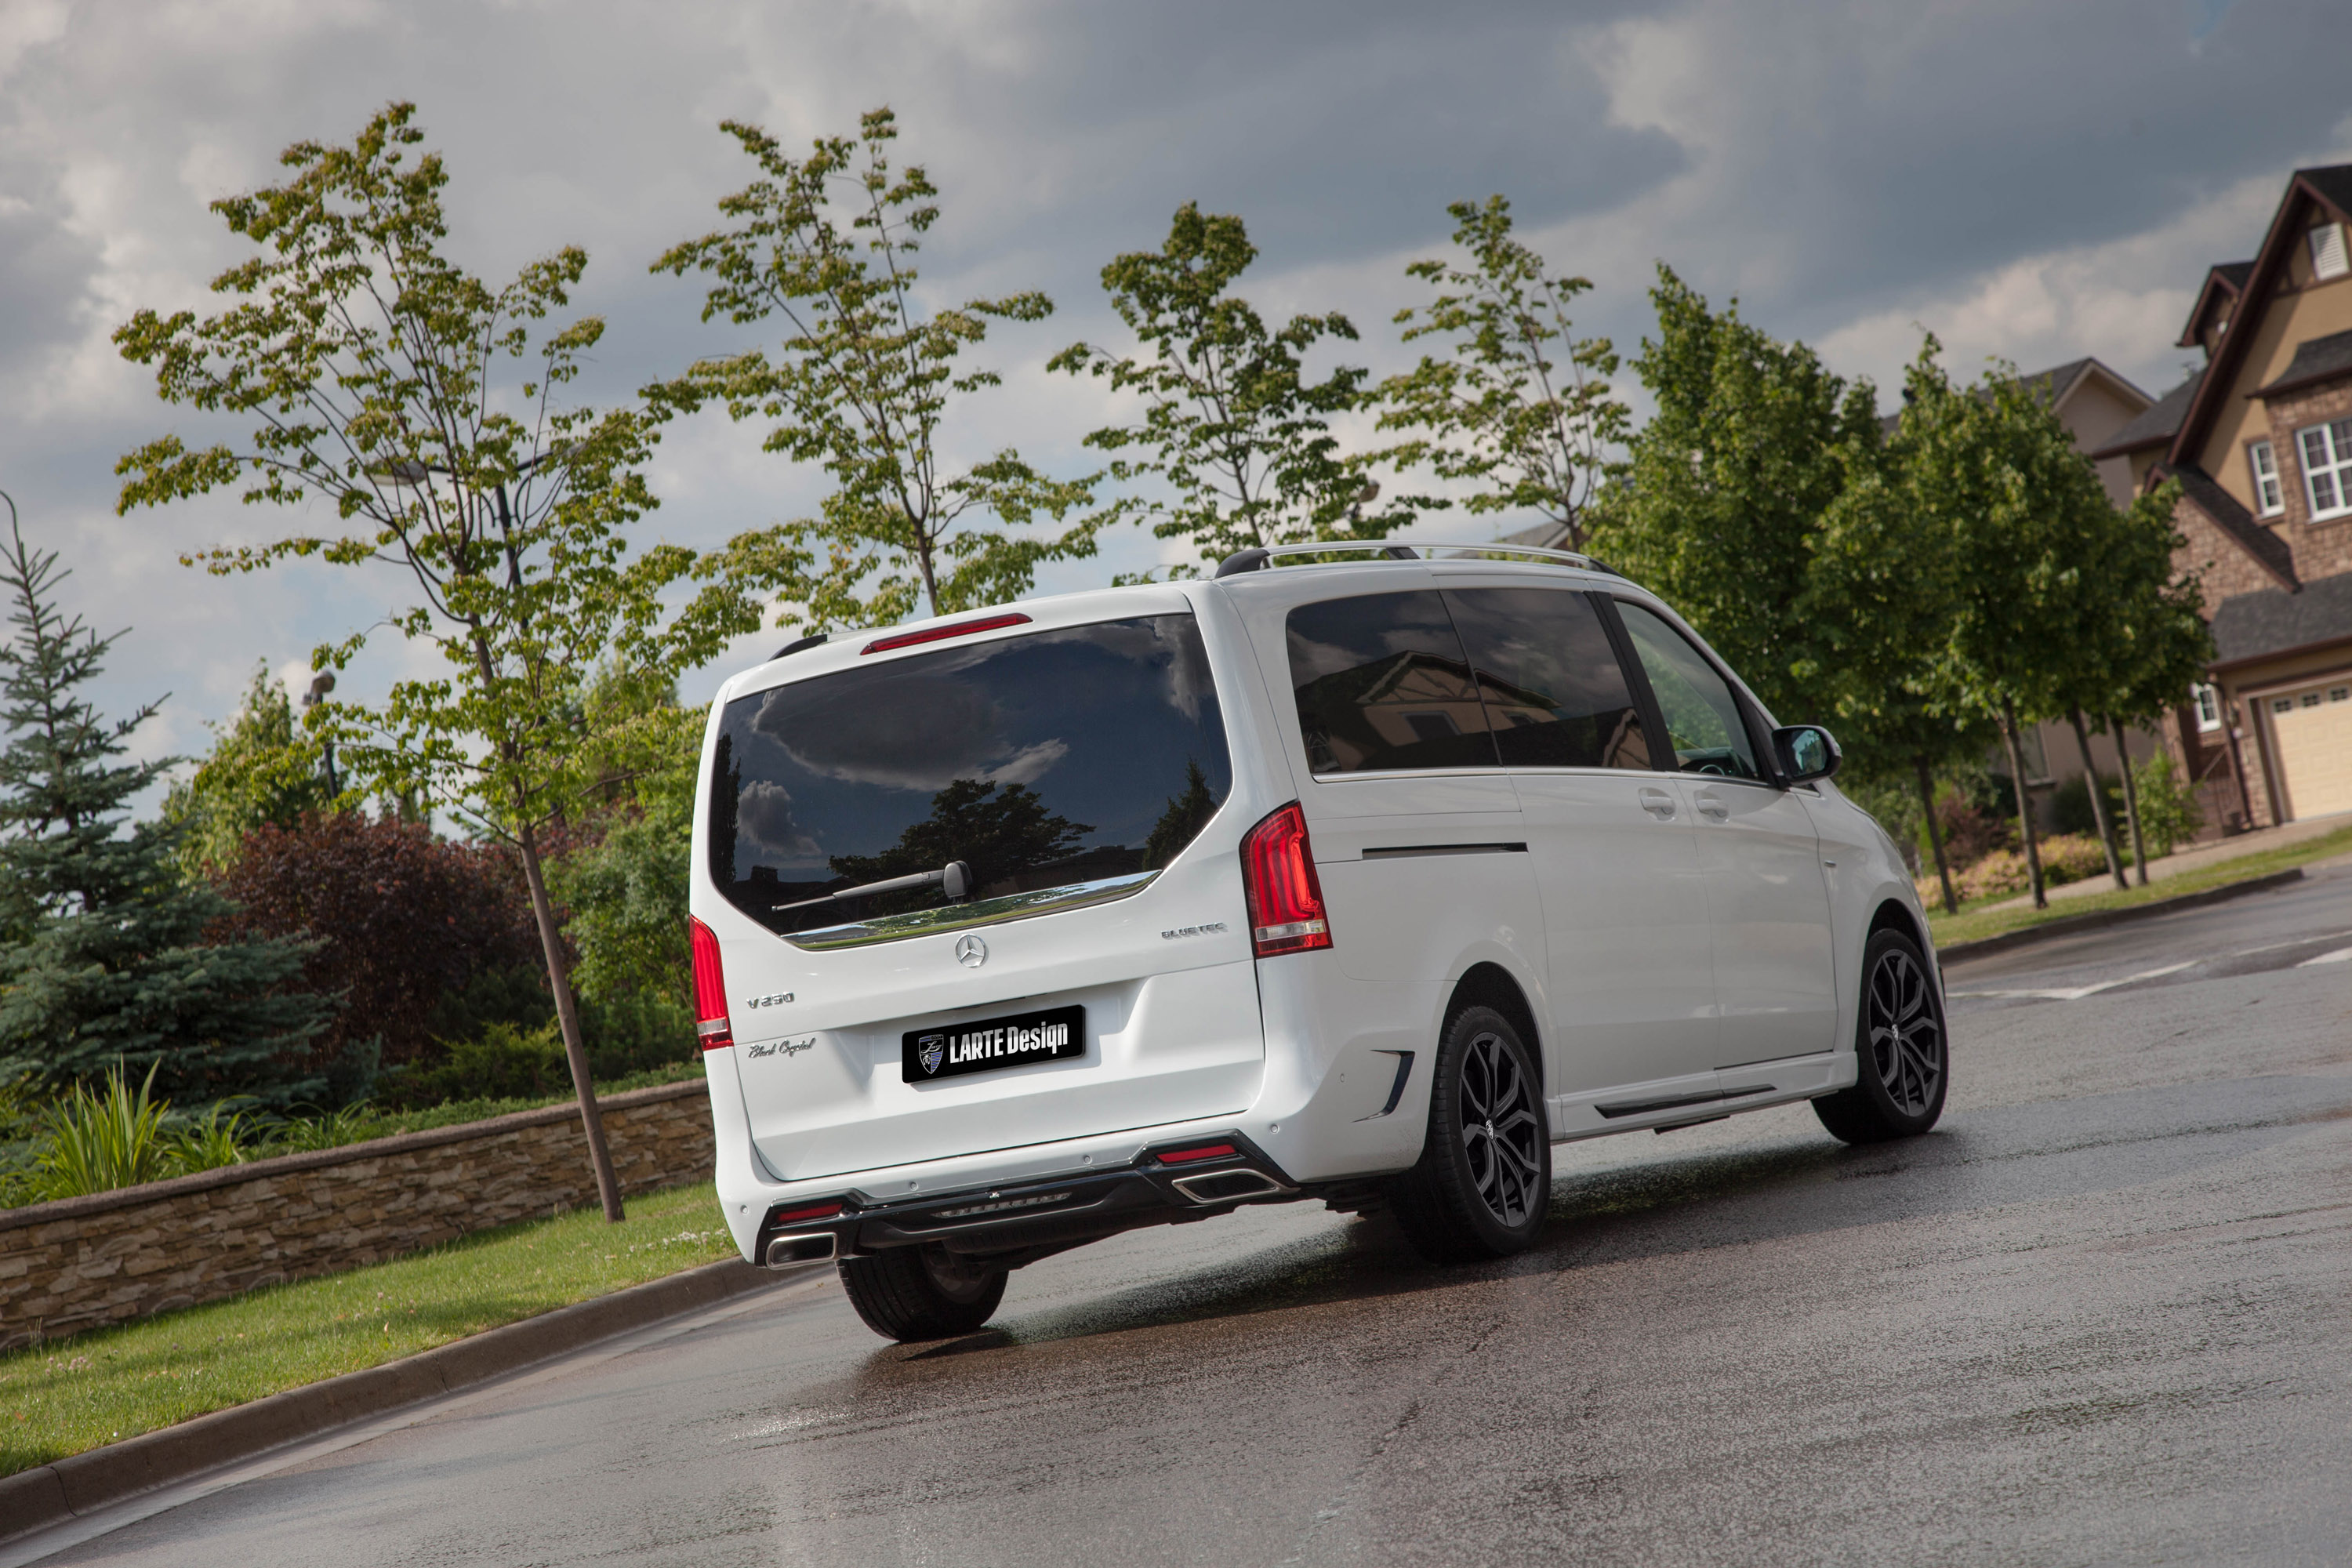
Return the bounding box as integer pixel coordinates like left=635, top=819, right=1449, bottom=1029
left=3, top=0, right=2350, bottom=804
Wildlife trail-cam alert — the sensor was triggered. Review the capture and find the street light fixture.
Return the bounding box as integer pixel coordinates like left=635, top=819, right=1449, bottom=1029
left=302, top=671, right=338, bottom=799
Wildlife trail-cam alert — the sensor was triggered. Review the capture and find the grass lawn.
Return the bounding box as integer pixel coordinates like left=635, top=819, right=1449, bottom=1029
left=0, top=1180, right=738, bottom=1480
left=1926, top=822, right=2352, bottom=950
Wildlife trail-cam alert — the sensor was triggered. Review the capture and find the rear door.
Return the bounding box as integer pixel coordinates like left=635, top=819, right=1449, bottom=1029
left=1613, top=600, right=1840, bottom=1069
left=706, top=611, right=1265, bottom=1181
left=1439, top=581, right=1720, bottom=1102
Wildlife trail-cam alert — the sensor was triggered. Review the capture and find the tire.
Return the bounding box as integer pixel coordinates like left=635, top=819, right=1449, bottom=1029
left=1813, top=927, right=1949, bottom=1145
left=837, top=1244, right=1008, bottom=1342
left=1388, top=1004, right=1552, bottom=1264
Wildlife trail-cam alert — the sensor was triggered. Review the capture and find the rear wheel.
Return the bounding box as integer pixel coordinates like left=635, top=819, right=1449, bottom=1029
left=1388, top=1004, right=1551, bottom=1264
left=1813, top=928, right=1948, bottom=1145
left=837, top=1244, right=1008, bottom=1342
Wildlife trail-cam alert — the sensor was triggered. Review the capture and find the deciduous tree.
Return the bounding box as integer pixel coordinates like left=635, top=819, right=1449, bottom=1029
left=113, top=103, right=759, bottom=1218
left=655, top=108, right=1098, bottom=630
left=1377, top=195, right=1628, bottom=551
left=1053, top=203, right=1425, bottom=574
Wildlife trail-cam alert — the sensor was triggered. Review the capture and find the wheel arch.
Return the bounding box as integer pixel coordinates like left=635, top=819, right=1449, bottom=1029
left=1446, top=960, right=1544, bottom=1093
left=1867, top=897, right=1926, bottom=953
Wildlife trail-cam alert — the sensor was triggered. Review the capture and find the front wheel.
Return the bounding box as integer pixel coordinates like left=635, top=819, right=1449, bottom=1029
left=1813, top=928, right=1949, bottom=1145
left=1388, top=1004, right=1551, bottom=1263
left=837, top=1244, right=1008, bottom=1342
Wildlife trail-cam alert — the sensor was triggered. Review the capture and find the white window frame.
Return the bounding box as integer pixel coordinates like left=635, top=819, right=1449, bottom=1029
left=2249, top=438, right=2283, bottom=516
left=2192, top=683, right=2223, bottom=732
left=2297, top=418, right=2352, bottom=521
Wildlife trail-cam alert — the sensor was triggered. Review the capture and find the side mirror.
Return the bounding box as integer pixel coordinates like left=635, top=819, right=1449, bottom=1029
left=1773, top=724, right=1842, bottom=785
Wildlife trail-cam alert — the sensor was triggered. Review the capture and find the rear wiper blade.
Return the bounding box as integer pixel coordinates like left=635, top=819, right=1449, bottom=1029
left=773, top=859, right=972, bottom=913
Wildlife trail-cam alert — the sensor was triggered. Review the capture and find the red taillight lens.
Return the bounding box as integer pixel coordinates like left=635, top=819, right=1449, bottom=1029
left=1156, top=1143, right=1238, bottom=1165
left=771, top=1202, right=842, bottom=1226
left=862, top=612, right=1032, bottom=655
left=690, top=916, right=732, bottom=1051
left=1240, top=802, right=1331, bottom=958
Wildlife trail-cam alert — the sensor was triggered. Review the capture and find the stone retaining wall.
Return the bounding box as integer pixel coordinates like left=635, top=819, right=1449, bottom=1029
left=0, top=1078, right=719, bottom=1350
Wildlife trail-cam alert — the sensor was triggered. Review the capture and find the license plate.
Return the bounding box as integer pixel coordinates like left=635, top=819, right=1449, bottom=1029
left=903, top=1005, right=1085, bottom=1083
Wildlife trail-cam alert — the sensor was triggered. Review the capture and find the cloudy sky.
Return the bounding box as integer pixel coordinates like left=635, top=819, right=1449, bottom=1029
left=4, top=0, right=2350, bottom=802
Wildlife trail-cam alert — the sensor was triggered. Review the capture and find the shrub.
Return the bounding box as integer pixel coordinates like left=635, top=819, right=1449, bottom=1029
left=2131, top=753, right=2204, bottom=858
left=37, top=1064, right=175, bottom=1199
left=210, top=814, right=544, bottom=1074
left=1933, top=791, right=2012, bottom=869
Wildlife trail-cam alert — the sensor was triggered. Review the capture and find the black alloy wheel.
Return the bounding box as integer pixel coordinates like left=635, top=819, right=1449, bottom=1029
left=1389, top=1004, right=1551, bottom=1263
left=838, top=1243, right=1008, bottom=1342
left=1813, top=928, right=1949, bottom=1144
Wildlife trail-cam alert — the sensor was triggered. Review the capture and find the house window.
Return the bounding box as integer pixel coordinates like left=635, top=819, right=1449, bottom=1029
left=2192, top=683, right=2223, bottom=731
left=2314, top=223, right=2351, bottom=283
left=2272, top=697, right=2294, bottom=715
left=2303, top=691, right=2324, bottom=708
left=2298, top=418, right=2352, bottom=519
left=2249, top=439, right=2283, bottom=515
left=2332, top=686, right=2350, bottom=702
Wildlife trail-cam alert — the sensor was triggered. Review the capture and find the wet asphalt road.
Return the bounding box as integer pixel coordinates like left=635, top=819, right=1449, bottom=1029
left=26, top=862, right=2352, bottom=1566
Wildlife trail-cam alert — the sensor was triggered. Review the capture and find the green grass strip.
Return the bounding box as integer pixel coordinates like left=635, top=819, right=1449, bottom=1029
left=1926, top=822, right=2352, bottom=949
left=0, top=1181, right=736, bottom=1479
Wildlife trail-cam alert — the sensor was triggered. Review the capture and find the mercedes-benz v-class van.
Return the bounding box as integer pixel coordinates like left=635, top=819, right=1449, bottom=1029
left=690, top=543, right=1947, bottom=1341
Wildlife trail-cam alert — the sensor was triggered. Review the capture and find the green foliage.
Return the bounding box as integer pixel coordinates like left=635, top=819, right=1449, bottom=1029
left=655, top=108, right=1098, bottom=628
left=35, top=1063, right=175, bottom=1200
left=0, top=515, right=334, bottom=1103
left=2129, top=753, right=2203, bottom=858
left=114, top=102, right=758, bottom=851
left=1590, top=265, right=1881, bottom=722
left=546, top=664, right=701, bottom=1011
left=2053, top=772, right=2127, bottom=838
left=161, top=662, right=338, bottom=875
left=1053, top=202, right=1424, bottom=573
left=1377, top=195, right=1629, bottom=550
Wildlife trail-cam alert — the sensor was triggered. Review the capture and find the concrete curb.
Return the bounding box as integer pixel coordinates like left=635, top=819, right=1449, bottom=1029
left=1936, top=866, right=2308, bottom=965
left=0, top=1255, right=808, bottom=1548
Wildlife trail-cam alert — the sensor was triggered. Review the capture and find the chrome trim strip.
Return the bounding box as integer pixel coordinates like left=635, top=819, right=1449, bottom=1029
left=1361, top=842, right=1527, bottom=860
left=782, top=870, right=1161, bottom=951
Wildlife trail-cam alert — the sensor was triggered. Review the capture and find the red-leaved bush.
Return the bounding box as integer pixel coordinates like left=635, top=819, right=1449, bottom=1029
left=209, top=813, right=543, bottom=1069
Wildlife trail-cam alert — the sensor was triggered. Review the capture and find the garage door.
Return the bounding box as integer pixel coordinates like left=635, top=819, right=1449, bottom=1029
left=2267, top=676, right=2352, bottom=820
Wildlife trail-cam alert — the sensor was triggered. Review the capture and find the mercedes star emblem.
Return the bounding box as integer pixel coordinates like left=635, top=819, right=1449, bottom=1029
left=953, top=934, right=988, bottom=968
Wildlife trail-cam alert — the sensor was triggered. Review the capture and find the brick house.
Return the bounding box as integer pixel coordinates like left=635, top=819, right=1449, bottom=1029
left=2092, top=165, right=2352, bottom=834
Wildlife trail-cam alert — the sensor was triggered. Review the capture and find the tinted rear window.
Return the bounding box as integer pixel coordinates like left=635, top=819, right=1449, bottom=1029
left=1287, top=590, right=1500, bottom=774
left=710, top=615, right=1231, bottom=937
left=1444, top=588, right=1653, bottom=770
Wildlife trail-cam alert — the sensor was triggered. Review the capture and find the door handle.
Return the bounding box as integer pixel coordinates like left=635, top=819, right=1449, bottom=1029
left=1637, top=786, right=1678, bottom=821
left=1692, top=789, right=1730, bottom=822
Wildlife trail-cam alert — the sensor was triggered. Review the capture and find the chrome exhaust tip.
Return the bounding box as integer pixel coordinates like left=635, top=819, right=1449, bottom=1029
left=765, top=1232, right=838, bottom=1266
left=1171, top=1168, right=1287, bottom=1205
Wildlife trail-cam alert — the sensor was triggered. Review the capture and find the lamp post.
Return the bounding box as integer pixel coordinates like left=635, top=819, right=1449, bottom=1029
left=302, top=671, right=337, bottom=798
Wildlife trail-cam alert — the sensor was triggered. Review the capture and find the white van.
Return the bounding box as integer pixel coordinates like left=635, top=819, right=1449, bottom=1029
left=691, top=543, right=1947, bottom=1341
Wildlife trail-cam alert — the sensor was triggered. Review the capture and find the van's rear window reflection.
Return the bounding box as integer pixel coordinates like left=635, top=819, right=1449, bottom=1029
left=708, top=615, right=1232, bottom=937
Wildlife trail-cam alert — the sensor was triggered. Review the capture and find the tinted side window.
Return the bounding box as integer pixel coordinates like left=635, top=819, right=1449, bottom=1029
left=1614, top=601, right=1764, bottom=782
left=1287, top=590, right=1500, bottom=774
left=1443, top=587, right=1652, bottom=769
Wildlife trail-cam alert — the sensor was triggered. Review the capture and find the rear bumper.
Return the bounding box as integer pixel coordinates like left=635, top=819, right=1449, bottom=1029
left=753, top=1132, right=1297, bottom=1267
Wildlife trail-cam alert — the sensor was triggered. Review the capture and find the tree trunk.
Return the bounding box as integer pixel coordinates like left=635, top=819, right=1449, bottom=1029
left=1915, top=754, right=1958, bottom=914
left=1999, top=702, right=2047, bottom=910
left=2107, top=712, right=2150, bottom=886
left=2069, top=706, right=2128, bottom=891
left=518, top=818, right=625, bottom=1223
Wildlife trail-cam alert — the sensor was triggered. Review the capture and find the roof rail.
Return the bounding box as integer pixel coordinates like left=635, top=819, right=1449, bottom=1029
left=1213, top=540, right=1620, bottom=577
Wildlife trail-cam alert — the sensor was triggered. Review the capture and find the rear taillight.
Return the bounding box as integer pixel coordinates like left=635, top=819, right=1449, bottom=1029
left=1240, top=802, right=1332, bottom=958
left=690, top=916, right=733, bottom=1051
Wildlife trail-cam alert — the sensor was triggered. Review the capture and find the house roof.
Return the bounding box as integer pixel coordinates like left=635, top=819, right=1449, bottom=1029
left=2169, top=165, right=2352, bottom=465
left=2090, top=369, right=2202, bottom=457
left=2252, top=325, right=2352, bottom=400
left=2209, top=569, right=2352, bottom=667
left=2164, top=462, right=2299, bottom=592
left=2176, top=260, right=2257, bottom=349
left=1878, top=356, right=2149, bottom=438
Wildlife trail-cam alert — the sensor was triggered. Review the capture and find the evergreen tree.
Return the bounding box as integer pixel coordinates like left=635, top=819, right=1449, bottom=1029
left=0, top=506, right=333, bottom=1105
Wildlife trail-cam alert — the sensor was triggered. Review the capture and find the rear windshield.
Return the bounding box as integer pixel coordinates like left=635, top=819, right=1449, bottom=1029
left=708, top=615, right=1232, bottom=937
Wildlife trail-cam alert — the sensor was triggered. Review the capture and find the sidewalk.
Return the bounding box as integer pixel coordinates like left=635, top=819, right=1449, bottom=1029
left=1982, top=811, right=2352, bottom=912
